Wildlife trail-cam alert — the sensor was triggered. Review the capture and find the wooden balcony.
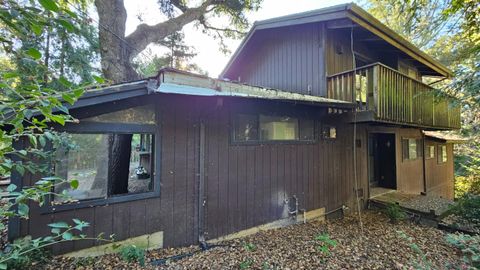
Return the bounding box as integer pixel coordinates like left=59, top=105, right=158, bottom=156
left=327, top=63, right=461, bottom=129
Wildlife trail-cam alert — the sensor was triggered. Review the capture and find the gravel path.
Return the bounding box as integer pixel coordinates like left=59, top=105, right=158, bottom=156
left=39, top=210, right=463, bottom=270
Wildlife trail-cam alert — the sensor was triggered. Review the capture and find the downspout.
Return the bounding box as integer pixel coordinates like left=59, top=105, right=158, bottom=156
left=198, top=121, right=207, bottom=249
left=422, top=133, right=427, bottom=194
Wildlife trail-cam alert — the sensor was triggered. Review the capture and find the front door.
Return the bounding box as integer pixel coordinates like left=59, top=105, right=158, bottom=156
left=368, top=133, right=397, bottom=190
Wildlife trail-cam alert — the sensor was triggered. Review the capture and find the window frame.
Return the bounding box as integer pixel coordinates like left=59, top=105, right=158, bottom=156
left=425, top=144, right=435, bottom=159
left=231, top=113, right=316, bottom=145
left=437, top=144, right=448, bottom=164
left=43, top=110, right=160, bottom=213
left=402, top=137, right=423, bottom=161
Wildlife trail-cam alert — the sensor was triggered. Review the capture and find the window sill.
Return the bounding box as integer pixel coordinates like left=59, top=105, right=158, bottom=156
left=41, top=190, right=160, bottom=214
left=230, top=140, right=317, bottom=146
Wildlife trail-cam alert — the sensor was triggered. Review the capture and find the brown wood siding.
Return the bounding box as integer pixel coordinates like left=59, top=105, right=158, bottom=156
left=425, top=140, right=454, bottom=199
left=232, top=23, right=327, bottom=97
left=20, top=95, right=366, bottom=254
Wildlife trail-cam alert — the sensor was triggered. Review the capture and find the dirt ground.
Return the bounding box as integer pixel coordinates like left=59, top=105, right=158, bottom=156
left=35, top=210, right=465, bottom=270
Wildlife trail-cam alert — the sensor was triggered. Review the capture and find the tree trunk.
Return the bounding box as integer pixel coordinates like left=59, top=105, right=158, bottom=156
left=94, top=0, right=139, bottom=82
left=108, top=134, right=132, bottom=195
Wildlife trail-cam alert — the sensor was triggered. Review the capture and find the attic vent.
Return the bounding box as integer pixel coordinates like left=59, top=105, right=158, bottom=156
left=335, top=43, right=344, bottom=55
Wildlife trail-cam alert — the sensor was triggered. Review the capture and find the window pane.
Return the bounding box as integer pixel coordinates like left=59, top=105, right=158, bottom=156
left=128, top=134, right=153, bottom=193
left=408, top=138, right=417, bottom=159
left=322, top=125, right=336, bottom=139
left=83, top=104, right=155, bottom=124
left=234, top=114, right=258, bottom=141
left=426, top=145, right=435, bottom=159
left=54, top=134, right=109, bottom=201
left=299, top=119, right=315, bottom=141
left=259, top=115, right=298, bottom=141
left=441, top=145, right=447, bottom=163
left=54, top=133, right=154, bottom=202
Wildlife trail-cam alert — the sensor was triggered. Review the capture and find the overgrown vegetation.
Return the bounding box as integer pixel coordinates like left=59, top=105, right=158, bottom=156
left=119, top=245, right=145, bottom=266
left=448, top=194, right=480, bottom=227
left=0, top=0, right=107, bottom=268
left=385, top=202, right=406, bottom=224
left=446, top=233, right=480, bottom=269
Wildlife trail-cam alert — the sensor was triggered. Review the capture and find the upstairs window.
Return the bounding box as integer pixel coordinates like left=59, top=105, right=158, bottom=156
left=438, top=144, right=448, bottom=163
left=425, top=144, right=435, bottom=159
left=233, top=114, right=314, bottom=143
left=402, top=138, right=422, bottom=160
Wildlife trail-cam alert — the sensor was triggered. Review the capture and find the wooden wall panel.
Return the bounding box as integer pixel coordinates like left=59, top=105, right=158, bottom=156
left=425, top=140, right=455, bottom=199
left=232, top=23, right=327, bottom=97
left=19, top=95, right=370, bottom=254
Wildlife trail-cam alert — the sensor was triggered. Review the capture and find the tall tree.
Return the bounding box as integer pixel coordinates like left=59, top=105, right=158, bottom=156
left=94, top=0, right=261, bottom=83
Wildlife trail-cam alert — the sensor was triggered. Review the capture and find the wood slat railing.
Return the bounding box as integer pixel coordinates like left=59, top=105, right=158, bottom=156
left=327, top=62, right=461, bottom=129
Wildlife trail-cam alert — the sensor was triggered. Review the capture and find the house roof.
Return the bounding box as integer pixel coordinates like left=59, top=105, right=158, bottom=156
left=49, top=68, right=352, bottom=114
left=424, top=131, right=469, bottom=143
left=155, top=68, right=353, bottom=108
left=220, top=3, right=452, bottom=79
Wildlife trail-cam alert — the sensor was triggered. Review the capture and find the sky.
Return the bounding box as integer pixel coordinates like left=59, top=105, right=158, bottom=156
left=123, top=0, right=351, bottom=77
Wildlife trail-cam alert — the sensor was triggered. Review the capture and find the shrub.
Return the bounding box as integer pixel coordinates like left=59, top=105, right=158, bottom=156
left=119, top=245, right=145, bottom=266
left=315, top=233, right=337, bottom=255
left=449, top=193, right=480, bottom=225
left=446, top=233, right=480, bottom=269
left=243, top=242, right=256, bottom=252
left=239, top=259, right=253, bottom=269
left=385, top=202, right=406, bottom=223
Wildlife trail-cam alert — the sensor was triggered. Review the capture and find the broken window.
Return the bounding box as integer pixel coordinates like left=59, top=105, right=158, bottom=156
left=233, top=114, right=314, bottom=142
left=54, top=133, right=154, bottom=202
left=438, top=144, right=447, bottom=163
left=402, top=138, right=422, bottom=160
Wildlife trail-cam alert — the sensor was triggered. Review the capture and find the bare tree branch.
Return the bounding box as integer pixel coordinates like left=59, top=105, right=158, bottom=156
left=125, top=0, right=214, bottom=60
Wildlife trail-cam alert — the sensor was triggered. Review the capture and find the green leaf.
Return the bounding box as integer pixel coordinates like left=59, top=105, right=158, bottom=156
left=48, top=221, right=69, bottom=229
left=0, top=263, right=7, bottom=270
left=70, top=179, right=79, bottom=189
left=6, top=183, right=17, bottom=192
left=38, top=0, right=60, bottom=12
left=49, top=114, right=65, bottom=125
left=62, top=231, right=73, bottom=240
left=31, top=24, right=43, bottom=36
left=18, top=203, right=29, bottom=216
left=2, top=72, right=19, bottom=79
left=57, top=19, right=76, bottom=32
left=25, top=48, right=42, bottom=60
left=62, top=93, right=75, bottom=105
left=92, top=75, right=105, bottom=84
left=15, top=165, right=25, bottom=176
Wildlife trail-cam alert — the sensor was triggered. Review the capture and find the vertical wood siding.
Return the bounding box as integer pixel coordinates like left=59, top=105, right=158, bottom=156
left=425, top=140, right=455, bottom=199
left=20, top=96, right=366, bottom=254
left=232, top=24, right=327, bottom=97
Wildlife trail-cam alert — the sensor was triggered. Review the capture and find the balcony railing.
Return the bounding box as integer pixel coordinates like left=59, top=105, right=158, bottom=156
left=327, top=63, right=461, bottom=129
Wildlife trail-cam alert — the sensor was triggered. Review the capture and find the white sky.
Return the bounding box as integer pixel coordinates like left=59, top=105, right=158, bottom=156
left=123, top=0, right=350, bottom=77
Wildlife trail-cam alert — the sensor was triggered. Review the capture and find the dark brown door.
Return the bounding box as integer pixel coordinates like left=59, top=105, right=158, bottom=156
left=369, top=133, right=397, bottom=189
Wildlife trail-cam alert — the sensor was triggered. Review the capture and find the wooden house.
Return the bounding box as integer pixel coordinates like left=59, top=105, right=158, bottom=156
left=9, top=3, right=461, bottom=254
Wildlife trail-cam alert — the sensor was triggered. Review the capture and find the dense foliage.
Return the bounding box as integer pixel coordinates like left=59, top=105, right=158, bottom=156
left=0, top=0, right=106, bottom=268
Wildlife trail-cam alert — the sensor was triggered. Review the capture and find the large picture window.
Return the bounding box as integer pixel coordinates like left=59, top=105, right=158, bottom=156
left=233, top=114, right=314, bottom=143
left=54, top=133, right=154, bottom=202
left=52, top=104, right=156, bottom=205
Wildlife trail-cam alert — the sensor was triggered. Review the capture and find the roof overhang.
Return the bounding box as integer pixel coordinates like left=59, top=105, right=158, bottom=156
left=220, top=3, right=452, bottom=79
left=156, top=68, right=353, bottom=108
left=423, top=131, right=469, bottom=143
